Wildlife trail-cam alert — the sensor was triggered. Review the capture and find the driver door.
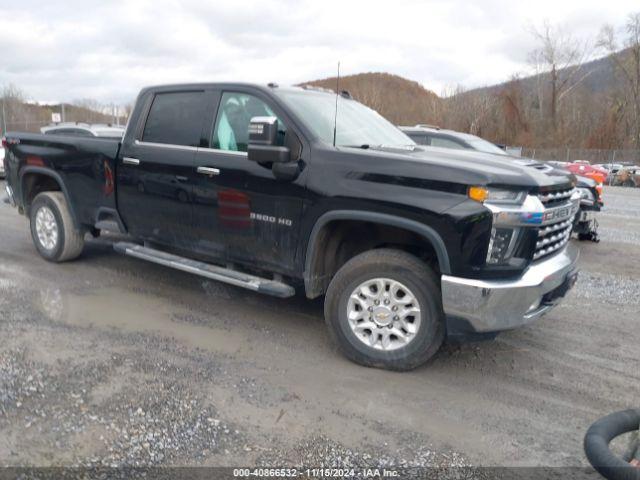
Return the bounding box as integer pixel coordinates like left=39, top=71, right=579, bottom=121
left=191, top=89, right=307, bottom=274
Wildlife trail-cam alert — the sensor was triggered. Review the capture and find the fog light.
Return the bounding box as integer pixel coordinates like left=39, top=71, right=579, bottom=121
left=486, top=227, right=516, bottom=265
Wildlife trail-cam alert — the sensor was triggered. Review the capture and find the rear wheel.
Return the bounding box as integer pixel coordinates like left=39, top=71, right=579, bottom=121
left=324, top=249, right=445, bottom=371
left=30, top=192, right=85, bottom=262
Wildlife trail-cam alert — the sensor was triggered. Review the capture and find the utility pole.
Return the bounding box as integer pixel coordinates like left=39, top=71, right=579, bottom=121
left=61, top=103, right=66, bottom=123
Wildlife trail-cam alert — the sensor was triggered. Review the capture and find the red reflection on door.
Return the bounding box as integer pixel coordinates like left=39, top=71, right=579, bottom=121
left=103, top=160, right=114, bottom=195
left=218, top=189, right=250, bottom=229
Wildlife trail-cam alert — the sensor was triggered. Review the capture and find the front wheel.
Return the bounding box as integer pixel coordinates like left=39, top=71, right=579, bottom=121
left=30, top=192, right=85, bottom=262
left=324, top=249, right=445, bottom=371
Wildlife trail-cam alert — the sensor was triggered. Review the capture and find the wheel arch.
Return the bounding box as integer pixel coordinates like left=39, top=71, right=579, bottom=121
left=303, top=210, right=451, bottom=299
left=20, top=166, right=81, bottom=229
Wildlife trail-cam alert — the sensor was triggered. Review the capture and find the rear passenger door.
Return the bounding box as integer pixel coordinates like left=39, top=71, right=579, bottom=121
left=117, top=90, right=206, bottom=248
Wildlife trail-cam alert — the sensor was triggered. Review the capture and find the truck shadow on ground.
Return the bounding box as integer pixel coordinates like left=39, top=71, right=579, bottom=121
left=61, top=235, right=503, bottom=375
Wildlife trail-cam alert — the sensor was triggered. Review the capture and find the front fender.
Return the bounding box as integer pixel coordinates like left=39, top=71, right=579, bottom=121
left=303, top=210, right=451, bottom=298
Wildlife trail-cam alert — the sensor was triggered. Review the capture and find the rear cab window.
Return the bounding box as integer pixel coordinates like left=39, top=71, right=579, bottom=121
left=142, top=91, right=206, bottom=147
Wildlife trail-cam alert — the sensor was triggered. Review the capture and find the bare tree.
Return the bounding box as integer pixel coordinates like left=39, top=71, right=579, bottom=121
left=528, top=21, right=592, bottom=141
left=599, top=13, right=640, bottom=149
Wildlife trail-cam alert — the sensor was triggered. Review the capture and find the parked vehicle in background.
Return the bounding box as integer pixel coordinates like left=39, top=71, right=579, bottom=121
left=566, top=161, right=608, bottom=184
left=400, top=125, right=508, bottom=156
left=3, top=83, right=581, bottom=370
left=0, top=144, right=5, bottom=179
left=401, top=125, right=602, bottom=242
left=573, top=176, right=603, bottom=242
left=595, top=163, right=623, bottom=175
left=612, top=166, right=640, bottom=187
left=41, top=122, right=125, bottom=139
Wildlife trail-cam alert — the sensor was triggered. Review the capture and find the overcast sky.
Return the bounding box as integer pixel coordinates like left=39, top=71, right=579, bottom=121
left=0, top=0, right=637, bottom=105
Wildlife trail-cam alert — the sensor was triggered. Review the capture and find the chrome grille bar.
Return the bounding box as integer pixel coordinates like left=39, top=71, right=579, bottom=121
left=537, top=219, right=573, bottom=237
left=538, top=188, right=576, bottom=205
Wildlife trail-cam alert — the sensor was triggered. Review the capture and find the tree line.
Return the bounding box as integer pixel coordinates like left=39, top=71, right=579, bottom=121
left=307, top=13, right=640, bottom=151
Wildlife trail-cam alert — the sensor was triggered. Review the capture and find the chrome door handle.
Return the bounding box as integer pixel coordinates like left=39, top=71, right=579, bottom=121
left=123, top=157, right=140, bottom=166
left=197, top=167, right=220, bottom=176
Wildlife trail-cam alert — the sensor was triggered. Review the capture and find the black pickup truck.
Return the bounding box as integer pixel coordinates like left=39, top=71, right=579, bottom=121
left=2, top=83, right=581, bottom=370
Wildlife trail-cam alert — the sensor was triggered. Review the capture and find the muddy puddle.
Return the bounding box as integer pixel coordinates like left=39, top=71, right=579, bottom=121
left=35, top=286, right=248, bottom=355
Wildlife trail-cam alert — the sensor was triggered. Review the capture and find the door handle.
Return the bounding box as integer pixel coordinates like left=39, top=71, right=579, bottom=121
left=123, top=157, right=140, bottom=166
left=175, top=175, right=188, bottom=182
left=197, top=167, right=220, bottom=176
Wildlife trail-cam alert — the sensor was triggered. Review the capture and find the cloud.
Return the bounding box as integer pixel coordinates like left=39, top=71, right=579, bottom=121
left=0, top=0, right=637, bottom=104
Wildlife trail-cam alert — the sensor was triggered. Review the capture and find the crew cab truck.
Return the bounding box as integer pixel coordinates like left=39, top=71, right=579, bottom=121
left=2, top=83, right=581, bottom=370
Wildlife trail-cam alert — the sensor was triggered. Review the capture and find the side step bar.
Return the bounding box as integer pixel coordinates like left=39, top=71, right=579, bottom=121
left=113, top=242, right=295, bottom=298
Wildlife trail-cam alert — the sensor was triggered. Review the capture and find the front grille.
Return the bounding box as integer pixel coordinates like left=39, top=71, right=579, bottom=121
left=537, top=187, right=575, bottom=208
left=533, top=201, right=575, bottom=261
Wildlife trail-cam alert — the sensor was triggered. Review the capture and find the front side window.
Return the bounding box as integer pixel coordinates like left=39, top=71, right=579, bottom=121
left=212, top=92, right=286, bottom=152
left=142, top=91, right=205, bottom=147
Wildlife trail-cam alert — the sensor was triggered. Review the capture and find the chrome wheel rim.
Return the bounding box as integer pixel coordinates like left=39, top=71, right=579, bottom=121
left=347, top=278, right=422, bottom=351
left=35, top=206, right=58, bottom=251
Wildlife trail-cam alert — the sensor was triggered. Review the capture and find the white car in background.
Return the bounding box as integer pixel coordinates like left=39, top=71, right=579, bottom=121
left=40, top=122, right=125, bottom=139
left=0, top=144, right=5, bottom=179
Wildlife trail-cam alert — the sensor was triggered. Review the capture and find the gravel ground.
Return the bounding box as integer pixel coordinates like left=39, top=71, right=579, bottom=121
left=1, top=182, right=639, bottom=476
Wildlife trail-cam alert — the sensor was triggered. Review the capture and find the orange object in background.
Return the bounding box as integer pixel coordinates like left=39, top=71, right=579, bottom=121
left=566, top=162, right=608, bottom=184
left=595, top=183, right=604, bottom=205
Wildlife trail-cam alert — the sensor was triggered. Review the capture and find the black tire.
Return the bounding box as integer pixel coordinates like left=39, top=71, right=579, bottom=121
left=584, top=409, right=640, bottom=480
left=30, top=192, right=85, bottom=262
left=324, top=248, right=445, bottom=371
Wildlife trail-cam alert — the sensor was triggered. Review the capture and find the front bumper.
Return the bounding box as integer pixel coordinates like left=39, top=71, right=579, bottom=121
left=441, top=243, right=579, bottom=333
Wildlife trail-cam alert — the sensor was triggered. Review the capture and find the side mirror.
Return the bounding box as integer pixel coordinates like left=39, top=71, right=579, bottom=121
left=247, top=116, right=290, bottom=163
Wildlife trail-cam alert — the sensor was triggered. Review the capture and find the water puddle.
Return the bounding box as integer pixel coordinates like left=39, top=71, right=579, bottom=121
left=35, top=286, right=248, bottom=355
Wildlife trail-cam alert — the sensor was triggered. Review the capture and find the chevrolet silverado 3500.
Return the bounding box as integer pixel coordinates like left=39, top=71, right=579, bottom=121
left=2, top=83, right=581, bottom=370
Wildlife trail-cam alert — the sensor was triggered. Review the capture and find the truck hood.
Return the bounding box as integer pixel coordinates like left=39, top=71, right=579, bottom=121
left=360, top=145, right=574, bottom=191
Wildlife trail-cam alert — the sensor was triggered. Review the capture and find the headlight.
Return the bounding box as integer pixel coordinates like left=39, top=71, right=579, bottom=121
left=468, top=186, right=526, bottom=204
left=486, top=227, right=519, bottom=265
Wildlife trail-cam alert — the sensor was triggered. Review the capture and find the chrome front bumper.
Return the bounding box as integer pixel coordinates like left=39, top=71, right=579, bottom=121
left=441, top=244, right=579, bottom=333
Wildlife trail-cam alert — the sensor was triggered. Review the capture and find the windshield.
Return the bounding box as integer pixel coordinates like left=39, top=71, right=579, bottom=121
left=275, top=89, right=414, bottom=148
left=464, top=137, right=507, bottom=155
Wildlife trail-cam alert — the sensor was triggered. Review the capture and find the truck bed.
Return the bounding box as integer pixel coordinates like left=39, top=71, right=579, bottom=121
left=4, top=132, right=121, bottom=229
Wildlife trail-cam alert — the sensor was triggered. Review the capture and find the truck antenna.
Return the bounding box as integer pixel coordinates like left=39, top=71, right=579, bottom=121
left=332, top=61, right=340, bottom=147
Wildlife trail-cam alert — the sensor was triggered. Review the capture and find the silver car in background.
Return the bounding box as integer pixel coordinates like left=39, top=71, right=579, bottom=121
left=40, top=122, right=125, bottom=139
left=0, top=144, right=5, bottom=179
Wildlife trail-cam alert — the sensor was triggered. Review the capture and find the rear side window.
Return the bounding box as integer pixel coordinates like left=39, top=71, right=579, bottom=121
left=430, top=136, right=467, bottom=150
left=407, top=133, right=430, bottom=145
left=142, top=91, right=205, bottom=147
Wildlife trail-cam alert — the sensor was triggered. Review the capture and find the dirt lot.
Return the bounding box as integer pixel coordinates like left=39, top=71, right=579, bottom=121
left=1, top=182, right=639, bottom=473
